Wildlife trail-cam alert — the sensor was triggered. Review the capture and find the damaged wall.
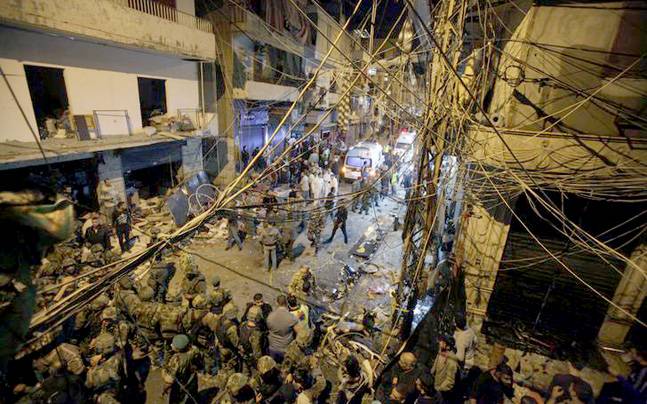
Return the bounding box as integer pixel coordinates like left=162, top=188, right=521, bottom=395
left=181, top=137, right=204, bottom=178
left=0, top=0, right=215, bottom=60
left=0, top=26, right=201, bottom=142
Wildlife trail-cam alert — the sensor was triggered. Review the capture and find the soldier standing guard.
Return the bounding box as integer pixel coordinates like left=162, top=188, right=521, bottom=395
left=307, top=212, right=324, bottom=254
left=161, top=334, right=202, bottom=404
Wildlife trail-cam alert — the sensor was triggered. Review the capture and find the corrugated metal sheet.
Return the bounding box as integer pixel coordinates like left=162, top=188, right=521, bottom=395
left=485, top=232, right=624, bottom=344
left=120, top=143, right=183, bottom=172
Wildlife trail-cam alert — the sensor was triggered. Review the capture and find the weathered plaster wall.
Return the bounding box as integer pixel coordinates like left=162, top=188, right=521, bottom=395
left=0, top=0, right=215, bottom=60
left=0, top=27, right=200, bottom=142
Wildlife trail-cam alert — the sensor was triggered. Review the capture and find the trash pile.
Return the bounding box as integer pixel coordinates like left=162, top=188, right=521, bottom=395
left=148, top=113, right=195, bottom=134
left=133, top=196, right=176, bottom=243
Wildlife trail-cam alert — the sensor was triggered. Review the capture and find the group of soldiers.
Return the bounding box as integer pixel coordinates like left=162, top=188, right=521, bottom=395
left=15, top=250, right=373, bottom=403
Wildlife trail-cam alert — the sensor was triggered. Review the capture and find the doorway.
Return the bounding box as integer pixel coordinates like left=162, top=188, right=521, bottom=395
left=137, top=77, right=167, bottom=126
left=24, top=65, right=70, bottom=137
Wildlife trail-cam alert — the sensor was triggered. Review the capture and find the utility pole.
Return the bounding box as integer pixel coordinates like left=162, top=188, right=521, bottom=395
left=393, top=0, right=465, bottom=338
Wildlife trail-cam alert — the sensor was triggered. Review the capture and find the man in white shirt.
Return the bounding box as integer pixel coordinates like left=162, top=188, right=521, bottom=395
left=453, top=316, right=477, bottom=371
left=300, top=170, right=310, bottom=201
left=310, top=172, right=324, bottom=206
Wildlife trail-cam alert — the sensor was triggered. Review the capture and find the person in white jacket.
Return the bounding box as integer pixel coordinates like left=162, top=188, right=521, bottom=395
left=300, top=170, right=310, bottom=201
left=310, top=172, right=324, bottom=206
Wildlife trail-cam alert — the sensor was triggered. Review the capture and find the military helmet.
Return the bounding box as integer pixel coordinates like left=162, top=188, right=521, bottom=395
left=299, top=265, right=310, bottom=274
left=398, top=352, right=417, bottom=370
left=257, top=356, right=276, bottom=375
left=226, top=373, right=249, bottom=395
left=101, top=307, right=117, bottom=322
left=138, top=286, right=154, bottom=302
left=118, top=276, right=134, bottom=290
left=246, top=305, right=262, bottom=322
left=90, top=294, right=110, bottom=311
left=172, top=334, right=190, bottom=351
left=94, top=332, right=116, bottom=355
left=61, top=257, right=76, bottom=268
left=90, top=244, right=104, bottom=254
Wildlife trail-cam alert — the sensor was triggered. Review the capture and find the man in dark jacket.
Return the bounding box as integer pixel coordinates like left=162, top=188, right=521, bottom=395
left=325, top=202, right=349, bottom=244
left=112, top=201, right=132, bottom=253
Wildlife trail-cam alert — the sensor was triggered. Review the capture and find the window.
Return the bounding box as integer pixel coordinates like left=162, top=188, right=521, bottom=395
left=24, top=65, right=70, bottom=137
left=137, top=77, right=167, bottom=126
left=346, top=156, right=371, bottom=168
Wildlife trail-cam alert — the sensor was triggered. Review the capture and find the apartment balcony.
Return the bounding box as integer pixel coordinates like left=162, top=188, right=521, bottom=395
left=0, top=0, right=216, bottom=60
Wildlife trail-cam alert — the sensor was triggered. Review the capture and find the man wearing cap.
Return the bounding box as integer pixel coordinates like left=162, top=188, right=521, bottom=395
left=162, top=334, right=202, bottom=403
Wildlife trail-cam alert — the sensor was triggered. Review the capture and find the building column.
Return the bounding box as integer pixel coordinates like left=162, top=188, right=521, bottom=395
left=211, top=7, right=236, bottom=185
left=97, top=151, right=126, bottom=222
left=181, top=137, right=204, bottom=179
left=598, top=242, right=647, bottom=346
left=456, top=197, right=514, bottom=332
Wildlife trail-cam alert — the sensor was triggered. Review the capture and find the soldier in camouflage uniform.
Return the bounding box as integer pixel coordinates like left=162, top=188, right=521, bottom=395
left=221, top=372, right=256, bottom=404
left=74, top=293, right=110, bottom=350
left=0, top=191, right=74, bottom=376
left=85, top=332, right=125, bottom=403
left=307, top=211, right=324, bottom=253
left=158, top=302, right=188, bottom=343
left=214, top=309, right=241, bottom=369
left=129, top=287, right=161, bottom=362
left=288, top=266, right=317, bottom=301
left=114, top=276, right=140, bottom=319
left=33, top=342, right=86, bottom=381
left=185, top=294, right=218, bottom=374
left=359, top=179, right=372, bottom=215
left=282, top=328, right=314, bottom=373
left=238, top=305, right=265, bottom=370
left=179, top=253, right=206, bottom=308
left=149, top=257, right=176, bottom=303
left=161, top=334, right=202, bottom=404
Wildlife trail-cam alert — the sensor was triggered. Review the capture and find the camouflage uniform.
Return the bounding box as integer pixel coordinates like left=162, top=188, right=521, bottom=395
left=238, top=305, right=265, bottom=368
left=307, top=212, right=324, bottom=253
left=180, top=269, right=206, bottom=308
left=214, top=311, right=240, bottom=364
left=0, top=191, right=74, bottom=373
left=158, top=304, right=188, bottom=341
left=250, top=356, right=283, bottom=402
left=220, top=372, right=256, bottom=404
left=114, top=277, right=140, bottom=318
left=85, top=333, right=124, bottom=403
left=282, top=328, right=313, bottom=373
left=148, top=261, right=175, bottom=303
left=33, top=343, right=86, bottom=379
left=162, top=335, right=202, bottom=404
left=288, top=266, right=316, bottom=301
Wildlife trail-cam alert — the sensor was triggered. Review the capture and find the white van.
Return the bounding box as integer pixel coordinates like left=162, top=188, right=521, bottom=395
left=394, top=131, right=415, bottom=162
left=341, top=141, right=384, bottom=181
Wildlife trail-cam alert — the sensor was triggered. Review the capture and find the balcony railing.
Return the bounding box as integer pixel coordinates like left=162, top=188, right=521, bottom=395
left=112, top=0, right=213, bottom=33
